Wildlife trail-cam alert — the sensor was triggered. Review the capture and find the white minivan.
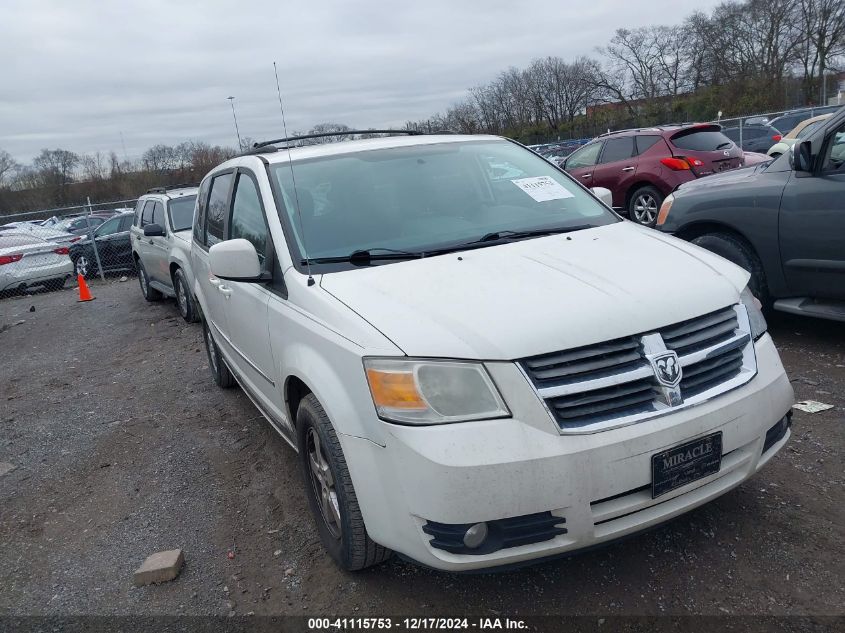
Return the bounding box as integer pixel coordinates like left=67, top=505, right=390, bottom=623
left=190, top=133, right=793, bottom=572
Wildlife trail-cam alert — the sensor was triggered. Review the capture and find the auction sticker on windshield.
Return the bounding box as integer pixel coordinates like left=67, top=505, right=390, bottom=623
left=511, top=176, right=574, bottom=202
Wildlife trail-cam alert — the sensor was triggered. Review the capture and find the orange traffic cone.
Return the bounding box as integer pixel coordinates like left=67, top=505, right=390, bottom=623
left=77, top=274, right=95, bottom=302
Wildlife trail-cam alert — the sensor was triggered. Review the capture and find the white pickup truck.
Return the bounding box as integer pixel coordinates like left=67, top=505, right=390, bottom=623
left=130, top=186, right=199, bottom=322
left=190, top=133, right=793, bottom=572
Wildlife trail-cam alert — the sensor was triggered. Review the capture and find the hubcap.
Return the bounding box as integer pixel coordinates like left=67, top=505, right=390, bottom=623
left=306, top=428, right=341, bottom=540
left=77, top=256, right=89, bottom=277
left=633, top=194, right=658, bottom=225
left=139, top=268, right=148, bottom=294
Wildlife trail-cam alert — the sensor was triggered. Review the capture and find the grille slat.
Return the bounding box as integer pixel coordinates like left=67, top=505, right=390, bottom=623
left=523, top=336, right=642, bottom=386
left=662, top=307, right=739, bottom=355
left=521, top=305, right=753, bottom=431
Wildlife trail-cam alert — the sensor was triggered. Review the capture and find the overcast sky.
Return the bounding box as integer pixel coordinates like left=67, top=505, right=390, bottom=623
left=1, top=0, right=722, bottom=164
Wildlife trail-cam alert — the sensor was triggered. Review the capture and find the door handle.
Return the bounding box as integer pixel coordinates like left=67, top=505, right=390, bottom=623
left=622, top=166, right=635, bottom=172
left=581, top=174, right=592, bottom=179
left=208, top=277, right=220, bottom=286
left=218, top=284, right=233, bottom=298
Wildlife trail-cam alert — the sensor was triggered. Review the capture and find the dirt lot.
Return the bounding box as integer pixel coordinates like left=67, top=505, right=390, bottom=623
left=0, top=279, right=843, bottom=623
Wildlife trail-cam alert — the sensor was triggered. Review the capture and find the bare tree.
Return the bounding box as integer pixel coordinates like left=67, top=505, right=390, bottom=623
left=0, top=149, right=19, bottom=188
left=797, top=0, right=845, bottom=103
left=33, top=148, right=79, bottom=204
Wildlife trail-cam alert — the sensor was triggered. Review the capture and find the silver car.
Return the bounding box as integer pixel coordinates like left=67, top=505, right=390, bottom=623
left=0, top=234, right=74, bottom=294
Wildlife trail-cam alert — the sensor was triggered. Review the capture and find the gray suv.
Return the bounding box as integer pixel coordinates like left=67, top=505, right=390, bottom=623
left=656, top=105, right=845, bottom=322
left=130, top=186, right=200, bottom=322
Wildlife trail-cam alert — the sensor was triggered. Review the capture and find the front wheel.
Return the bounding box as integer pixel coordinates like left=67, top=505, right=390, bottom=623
left=202, top=319, right=235, bottom=388
left=173, top=268, right=199, bottom=323
left=628, top=185, right=663, bottom=227
left=297, top=394, right=392, bottom=571
left=137, top=260, right=162, bottom=302
left=691, top=232, right=769, bottom=306
left=73, top=254, right=93, bottom=279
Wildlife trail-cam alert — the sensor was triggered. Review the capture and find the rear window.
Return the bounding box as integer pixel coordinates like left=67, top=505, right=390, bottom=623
left=671, top=128, right=733, bottom=151
left=168, top=195, right=197, bottom=232
left=635, top=135, right=662, bottom=154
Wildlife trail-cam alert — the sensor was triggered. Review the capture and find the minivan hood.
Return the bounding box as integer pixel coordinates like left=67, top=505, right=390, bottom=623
left=320, top=222, right=749, bottom=360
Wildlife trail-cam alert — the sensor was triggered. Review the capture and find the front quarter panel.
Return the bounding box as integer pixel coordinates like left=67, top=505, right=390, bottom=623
left=661, top=170, right=789, bottom=296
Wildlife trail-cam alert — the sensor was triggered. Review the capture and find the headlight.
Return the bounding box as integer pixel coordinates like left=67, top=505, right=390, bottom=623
left=656, top=193, right=674, bottom=226
left=740, top=286, right=767, bottom=340
left=363, top=358, right=510, bottom=424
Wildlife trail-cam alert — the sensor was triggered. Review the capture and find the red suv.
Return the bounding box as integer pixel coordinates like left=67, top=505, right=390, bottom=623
left=561, top=125, right=743, bottom=226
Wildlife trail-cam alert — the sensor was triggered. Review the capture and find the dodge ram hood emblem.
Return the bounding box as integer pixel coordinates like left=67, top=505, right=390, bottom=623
left=649, top=351, right=682, bottom=388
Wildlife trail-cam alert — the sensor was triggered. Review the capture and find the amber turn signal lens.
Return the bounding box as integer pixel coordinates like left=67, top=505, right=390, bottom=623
left=656, top=195, right=674, bottom=226
left=365, top=368, right=427, bottom=410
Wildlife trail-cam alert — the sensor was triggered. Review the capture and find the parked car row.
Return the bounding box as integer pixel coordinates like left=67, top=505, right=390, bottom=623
left=126, top=129, right=799, bottom=575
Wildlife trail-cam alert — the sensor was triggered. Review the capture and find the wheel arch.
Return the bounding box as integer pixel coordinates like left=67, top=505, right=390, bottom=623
left=625, top=180, right=664, bottom=208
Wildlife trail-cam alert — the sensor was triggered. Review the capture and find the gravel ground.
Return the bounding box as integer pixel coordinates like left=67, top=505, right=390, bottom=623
left=0, top=279, right=843, bottom=623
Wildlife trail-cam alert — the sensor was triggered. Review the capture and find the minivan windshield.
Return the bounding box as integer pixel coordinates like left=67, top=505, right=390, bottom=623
left=270, top=140, right=617, bottom=270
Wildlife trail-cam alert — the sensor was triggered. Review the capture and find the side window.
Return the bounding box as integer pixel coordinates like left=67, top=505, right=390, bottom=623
left=230, top=172, right=269, bottom=266
left=152, top=202, right=166, bottom=228
left=821, top=123, right=845, bottom=173
left=134, top=199, right=145, bottom=226
left=635, top=135, right=662, bottom=155
left=119, top=216, right=133, bottom=232
left=141, top=201, right=155, bottom=226
left=95, top=217, right=121, bottom=237
left=206, top=172, right=234, bottom=247
left=566, top=142, right=602, bottom=169
left=600, top=137, right=634, bottom=164
left=193, top=178, right=211, bottom=246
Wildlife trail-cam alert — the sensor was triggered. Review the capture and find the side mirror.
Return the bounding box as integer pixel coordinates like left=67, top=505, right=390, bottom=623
left=790, top=140, right=812, bottom=173
left=591, top=187, right=613, bottom=207
left=209, top=238, right=263, bottom=282
left=143, top=223, right=165, bottom=237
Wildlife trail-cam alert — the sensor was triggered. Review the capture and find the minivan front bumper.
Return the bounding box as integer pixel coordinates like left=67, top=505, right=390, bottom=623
left=340, top=334, right=793, bottom=571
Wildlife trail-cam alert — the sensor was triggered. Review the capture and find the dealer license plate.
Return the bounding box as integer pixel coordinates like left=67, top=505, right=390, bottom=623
left=651, top=432, right=722, bottom=498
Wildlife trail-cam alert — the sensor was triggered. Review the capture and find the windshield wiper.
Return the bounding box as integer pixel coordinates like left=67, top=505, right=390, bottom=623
left=438, top=225, right=596, bottom=251
left=302, top=247, right=424, bottom=266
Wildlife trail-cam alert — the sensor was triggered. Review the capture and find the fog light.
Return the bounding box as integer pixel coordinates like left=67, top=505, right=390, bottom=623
left=463, top=522, right=488, bottom=549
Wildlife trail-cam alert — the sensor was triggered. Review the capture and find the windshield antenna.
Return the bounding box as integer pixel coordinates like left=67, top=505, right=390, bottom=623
left=274, top=61, right=314, bottom=286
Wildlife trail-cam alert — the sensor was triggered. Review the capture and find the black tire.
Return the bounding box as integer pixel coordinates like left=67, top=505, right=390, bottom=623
left=173, top=268, right=199, bottom=323
left=297, top=394, right=392, bottom=571
left=691, top=232, right=769, bottom=305
left=137, top=260, right=162, bottom=302
left=628, top=185, right=664, bottom=227
left=202, top=318, right=236, bottom=388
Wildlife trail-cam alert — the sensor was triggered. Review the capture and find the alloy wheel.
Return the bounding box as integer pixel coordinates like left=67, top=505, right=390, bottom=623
left=306, top=427, right=341, bottom=540
left=633, top=194, right=658, bottom=225
left=76, top=256, right=89, bottom=277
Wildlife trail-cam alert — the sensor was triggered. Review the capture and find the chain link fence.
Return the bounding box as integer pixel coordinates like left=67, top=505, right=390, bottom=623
left=0, top=198, right=139, bottom=301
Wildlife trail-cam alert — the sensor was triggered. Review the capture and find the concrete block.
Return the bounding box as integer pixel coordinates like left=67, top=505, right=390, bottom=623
left=133, top=549, right=184, bottom=587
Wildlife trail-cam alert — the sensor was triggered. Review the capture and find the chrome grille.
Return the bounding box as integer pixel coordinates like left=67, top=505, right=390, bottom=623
left=522, top=336, right=643, bottom=386
left=520, top=305, right=757, bottom=433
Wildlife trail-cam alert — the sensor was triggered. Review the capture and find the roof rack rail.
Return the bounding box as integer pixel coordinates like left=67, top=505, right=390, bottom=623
left=145, top=183, right=197, bottom=194
left=252, top=129, right=422, bottom=149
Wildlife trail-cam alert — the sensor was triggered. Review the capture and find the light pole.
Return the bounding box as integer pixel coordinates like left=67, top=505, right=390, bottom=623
left=227, top=96, right=242, bottom=149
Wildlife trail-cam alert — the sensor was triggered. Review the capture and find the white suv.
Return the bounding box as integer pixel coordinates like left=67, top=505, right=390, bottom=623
left=190, top=133, right=793, bottom=572
left=131, top=186, right=199, bottom=321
